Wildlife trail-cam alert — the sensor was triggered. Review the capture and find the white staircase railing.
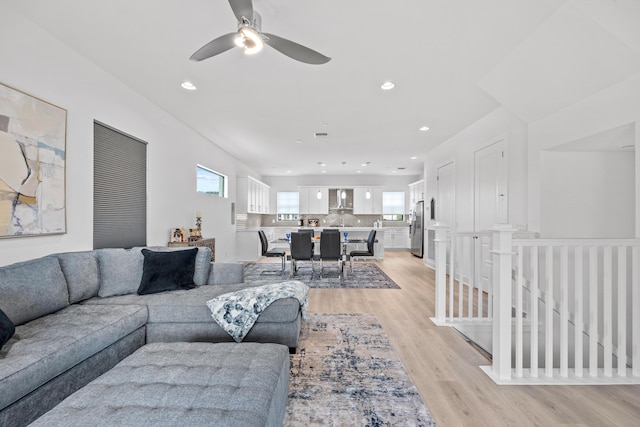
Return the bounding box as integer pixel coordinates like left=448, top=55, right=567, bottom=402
left=431, top=223, right=640, bottom=384
left=432, top=225, right=492, bottom=324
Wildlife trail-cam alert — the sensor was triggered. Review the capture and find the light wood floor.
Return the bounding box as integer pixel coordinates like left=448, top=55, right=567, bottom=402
left=304, top=251, right=640, bottom=427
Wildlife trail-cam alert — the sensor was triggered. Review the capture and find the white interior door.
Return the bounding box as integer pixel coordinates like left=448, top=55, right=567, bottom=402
left=474, top=140, right=507, bottom=231
left=437, top=161, right=455, bottom=229
left=474, top=139, right=507, bottom=292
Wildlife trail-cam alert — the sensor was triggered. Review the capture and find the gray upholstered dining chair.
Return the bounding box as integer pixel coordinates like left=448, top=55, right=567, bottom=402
left=297, top=228, right=315, bottom=258
left=319, top=230, right=342, bottom=275
left=258, top=230, right=286, bottom=272
left=290, top=232, right=314, bottom=277
left=349, top=230, right=376, bottom=271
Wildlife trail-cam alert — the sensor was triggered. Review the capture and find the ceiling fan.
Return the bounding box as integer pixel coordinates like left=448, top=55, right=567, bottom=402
left=190, top=0, right=331, bottom=65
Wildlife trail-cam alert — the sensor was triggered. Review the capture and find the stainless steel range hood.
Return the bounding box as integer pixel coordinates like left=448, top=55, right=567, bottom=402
left=329, top=188, right=353, bottom=211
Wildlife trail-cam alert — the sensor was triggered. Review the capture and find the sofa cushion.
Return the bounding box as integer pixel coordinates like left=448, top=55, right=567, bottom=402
left=0, top=257, right=69, bottom=326
left=0, top=304, right=148, bottom=411
left=54, top=251, right=100, bottom=303
left=0, top=308, right=15, bottom=351
left=96, top=248, right=144, bottom=297
left=28, top=342, right=290, bottom=427
left=145, top=246, right=212, bottom=286
left=137, top=248, right=197, bottom=295
left=208, top=262, right=244, bottom=286
left=84, top=283, right=300, bottom=324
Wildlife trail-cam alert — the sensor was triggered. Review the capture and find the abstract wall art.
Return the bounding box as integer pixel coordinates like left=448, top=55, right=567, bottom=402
left=0, top=82, right=67, bottom=238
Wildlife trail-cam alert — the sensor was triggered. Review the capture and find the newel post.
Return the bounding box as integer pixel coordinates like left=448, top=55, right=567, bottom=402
left=432, top=223, right=449, bottom=324
left=491, top=224, right=516, bottom=380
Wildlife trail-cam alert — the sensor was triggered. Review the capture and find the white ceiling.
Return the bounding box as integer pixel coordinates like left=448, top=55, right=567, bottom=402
left=6, top=0, right=638, bottom=177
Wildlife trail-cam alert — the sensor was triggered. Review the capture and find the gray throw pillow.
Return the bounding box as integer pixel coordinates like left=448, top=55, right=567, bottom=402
left=0, top=257, right=69, bottom=325
left=55, top=251, right=100, bottom=303
left=96, top=248, right=144, bottom=297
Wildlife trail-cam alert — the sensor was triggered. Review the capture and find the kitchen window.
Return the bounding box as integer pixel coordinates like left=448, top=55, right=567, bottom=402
left=197, top=165, right=227, bottom=198
left=382, top=191, right=405, bottom=221
left=277, top=191, right=299, bottom=221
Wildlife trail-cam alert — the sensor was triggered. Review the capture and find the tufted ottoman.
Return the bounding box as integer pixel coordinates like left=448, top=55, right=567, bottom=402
left=29, top=342, right=290, bottom=427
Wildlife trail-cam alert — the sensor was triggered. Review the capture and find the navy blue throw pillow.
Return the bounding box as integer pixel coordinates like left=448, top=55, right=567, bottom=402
left=137, top=248, right=198, bottom=295
left=0, top=307, right=15, bottom=351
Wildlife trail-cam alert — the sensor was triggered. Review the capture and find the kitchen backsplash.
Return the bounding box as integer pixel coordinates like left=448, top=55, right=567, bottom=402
left=260, top=213, right=408, bottom=228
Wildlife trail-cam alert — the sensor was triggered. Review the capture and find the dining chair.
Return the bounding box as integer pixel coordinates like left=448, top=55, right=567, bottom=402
left=349, top=230, right=376, bottom=271
left=290, top=232, right=314, bottom=277
left=258, top=230, right=286, bottom=272
left=319, top=230, right=342, bottom=275
left=297, top=228, right=315, bottom=258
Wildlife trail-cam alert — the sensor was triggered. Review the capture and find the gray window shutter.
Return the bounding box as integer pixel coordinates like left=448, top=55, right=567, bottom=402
left=93, top=121, right=147, bottom=249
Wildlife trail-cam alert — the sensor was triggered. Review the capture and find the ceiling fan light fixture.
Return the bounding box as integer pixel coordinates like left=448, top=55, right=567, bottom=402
left=381, top=81, right=395, bottom=90
left=238, top=27, right=263, bottom=55
left=180, top=81, right=197, bottom=91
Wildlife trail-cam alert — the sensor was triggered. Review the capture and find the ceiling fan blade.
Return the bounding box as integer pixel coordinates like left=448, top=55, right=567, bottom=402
left=263, top=33, right=331, bottom=65
left=228, top=0, right=254, bottom=22
left=190, top=33, right=237, bottom=61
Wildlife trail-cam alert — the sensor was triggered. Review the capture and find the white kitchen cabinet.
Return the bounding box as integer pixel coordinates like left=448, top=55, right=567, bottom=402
left=408, top=180, right=425, bottom=205
left=383, top=228, right=410, bottom=249
left=353, top=187, right=382, bottom=214
left=237, top=176, right=270, bottom=214
left=299, top=187, right=328, bottom=214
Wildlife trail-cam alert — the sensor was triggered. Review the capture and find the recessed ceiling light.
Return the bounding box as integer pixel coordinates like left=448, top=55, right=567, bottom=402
left=419, top=126, right=430, bottom=132
left=322, top=170, right=327, bottom=173
left=392, top=170, right=397, bottom=173
left=381, top=81, right=395, bottom=90
left=296, top=140, right=302, bottom=144
left=357, top=170, right=362, bottom=173
left=410, top=156, right=418, bottom=160
left=181, top=81, right=197, bottom=91
left=320, top=163, right=327, bottom=167
left=286, top=170, right=292, bottom=174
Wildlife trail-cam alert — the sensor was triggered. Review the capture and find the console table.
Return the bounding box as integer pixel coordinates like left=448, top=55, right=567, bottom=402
left=167, top=238, right=215, bottom=261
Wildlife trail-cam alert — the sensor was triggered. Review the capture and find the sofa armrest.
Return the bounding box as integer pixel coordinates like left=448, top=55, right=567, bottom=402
left=207, top=263, right=244, bottom=285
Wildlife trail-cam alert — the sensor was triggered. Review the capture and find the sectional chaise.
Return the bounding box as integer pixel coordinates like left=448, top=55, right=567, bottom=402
left=0, top=246, right=303, bottom=426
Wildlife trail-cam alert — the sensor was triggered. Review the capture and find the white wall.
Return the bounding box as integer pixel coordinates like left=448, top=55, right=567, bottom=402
left=540, top=151, right=635, bottom=238
left=528, top=76, right=640, bottom=237
left=0, top=3, right=249, bottom=265
left=423, top=107, right=529, bottom=231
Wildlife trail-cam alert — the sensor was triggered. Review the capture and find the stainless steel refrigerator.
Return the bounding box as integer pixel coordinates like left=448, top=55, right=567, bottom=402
left=410, top=200, right=424, bottom=257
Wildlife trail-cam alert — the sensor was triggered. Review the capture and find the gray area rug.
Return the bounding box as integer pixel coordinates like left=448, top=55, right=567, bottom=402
left=244, top=262, right=401, bottom=289
left=284, top=313, right=436, bottom=426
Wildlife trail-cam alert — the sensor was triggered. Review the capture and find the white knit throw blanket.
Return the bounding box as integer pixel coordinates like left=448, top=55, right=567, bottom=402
left=206, top=281, right=309, bottom=342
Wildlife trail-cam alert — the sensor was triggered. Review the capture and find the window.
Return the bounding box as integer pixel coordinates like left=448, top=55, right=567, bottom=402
left=197, top=165, right=227, bottom=197
left=277, top=191, right=299, bottom=221
left=93, top=121, right=147, bottom=249
left=382, top=191, right=405, bottom=221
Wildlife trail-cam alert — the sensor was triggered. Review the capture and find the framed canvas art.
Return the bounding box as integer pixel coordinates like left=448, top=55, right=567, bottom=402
left=0, top=82, right=67, bottom=238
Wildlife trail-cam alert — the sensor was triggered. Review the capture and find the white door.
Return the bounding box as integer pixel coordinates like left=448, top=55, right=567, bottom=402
left=437, top=161, right=455, bottom=229
left=474, top=140, right=507, bottom=230
left=437, top=161, right=455, bottom=269
left=474, top=139, right=507, bottom=292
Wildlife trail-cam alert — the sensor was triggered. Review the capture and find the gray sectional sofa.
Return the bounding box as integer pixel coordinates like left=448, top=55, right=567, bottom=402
left=0, top=246, right=302, bottom=427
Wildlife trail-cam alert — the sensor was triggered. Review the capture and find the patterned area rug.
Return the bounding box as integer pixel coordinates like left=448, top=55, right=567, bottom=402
left=244, top=262, right=401, bottom=289
left=284, top=313, right=436, bottom=426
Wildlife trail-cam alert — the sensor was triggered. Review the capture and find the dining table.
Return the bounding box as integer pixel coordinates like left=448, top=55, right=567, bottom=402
left=271, top=234, right=373, bottom=277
